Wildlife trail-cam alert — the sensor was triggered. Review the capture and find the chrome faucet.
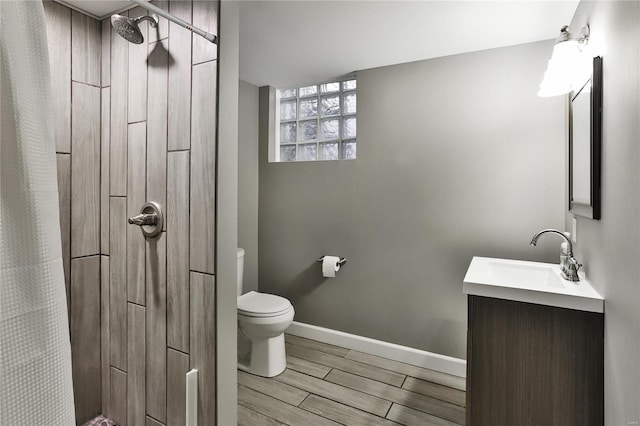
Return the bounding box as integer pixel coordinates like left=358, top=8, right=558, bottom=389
left=530, top=229, right=582, bottom=281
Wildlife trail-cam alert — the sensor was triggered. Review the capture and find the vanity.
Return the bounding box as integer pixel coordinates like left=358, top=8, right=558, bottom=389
left=463, top=256, right=604, bottom=425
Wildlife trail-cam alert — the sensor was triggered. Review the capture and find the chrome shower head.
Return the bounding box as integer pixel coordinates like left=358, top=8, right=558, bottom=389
left=111, top=13, right=158, bottom=44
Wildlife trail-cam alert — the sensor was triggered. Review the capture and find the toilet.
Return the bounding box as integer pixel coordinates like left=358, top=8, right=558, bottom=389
left=237, top=248, right=294, bottom=377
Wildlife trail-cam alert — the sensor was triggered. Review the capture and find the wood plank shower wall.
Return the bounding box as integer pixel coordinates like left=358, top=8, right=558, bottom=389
left=45, top=1, right=220, bottom=424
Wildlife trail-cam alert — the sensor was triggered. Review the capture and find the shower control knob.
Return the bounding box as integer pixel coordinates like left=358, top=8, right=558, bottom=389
left=128, top=201, right=163, bottom=238
left=128, top=213, right=157, bottom=226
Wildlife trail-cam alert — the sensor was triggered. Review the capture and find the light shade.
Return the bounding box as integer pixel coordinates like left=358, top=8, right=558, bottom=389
left=538, top=27, right=591, bottom=97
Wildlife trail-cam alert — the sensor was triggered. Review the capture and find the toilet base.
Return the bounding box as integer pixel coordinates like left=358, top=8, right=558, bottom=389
left=237, top=333, right=286, bottom=377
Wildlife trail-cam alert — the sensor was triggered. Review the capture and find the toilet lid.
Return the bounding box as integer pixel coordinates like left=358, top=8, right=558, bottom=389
left=238, top=291, right=292, bottom=317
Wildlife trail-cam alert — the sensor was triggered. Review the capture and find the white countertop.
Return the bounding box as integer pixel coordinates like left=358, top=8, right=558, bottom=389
left=463, top=256, right=604, bottom=313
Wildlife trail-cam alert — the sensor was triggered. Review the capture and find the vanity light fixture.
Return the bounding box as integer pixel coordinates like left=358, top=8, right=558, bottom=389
left=538, top=25, right=591, bottom=97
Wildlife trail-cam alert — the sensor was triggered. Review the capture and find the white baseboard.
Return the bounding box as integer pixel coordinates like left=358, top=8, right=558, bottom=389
left=287, top=321, right=466, bottom=378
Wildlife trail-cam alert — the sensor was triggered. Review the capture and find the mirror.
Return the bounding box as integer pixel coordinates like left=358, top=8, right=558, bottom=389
left=569, top=56, right=602, bottom=219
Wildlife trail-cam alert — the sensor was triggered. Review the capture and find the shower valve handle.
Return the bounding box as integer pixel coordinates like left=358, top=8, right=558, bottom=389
left=128, top=201, right=164, bottom=238
left=128, top=213, right=157, bottom=226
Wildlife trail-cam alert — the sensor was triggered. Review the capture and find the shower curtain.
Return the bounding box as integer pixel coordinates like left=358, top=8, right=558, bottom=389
left=0, top=1, right=76, bottom=424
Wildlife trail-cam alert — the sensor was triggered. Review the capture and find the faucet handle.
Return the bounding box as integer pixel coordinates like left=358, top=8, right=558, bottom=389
left=565, top=257, right=582, bottom=282
left=569, top=257, right=582, bottom=271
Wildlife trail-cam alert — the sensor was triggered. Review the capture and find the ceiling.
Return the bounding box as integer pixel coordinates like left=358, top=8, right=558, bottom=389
left=60, top=0, right=579, bottom=89
left=59, top=0, right=132, bottom=19
left=239, top=1, right=579, bottom=88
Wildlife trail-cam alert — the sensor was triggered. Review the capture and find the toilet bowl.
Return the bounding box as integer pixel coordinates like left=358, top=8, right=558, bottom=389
left=237, top=249, right=294, bottom=377
left=237, top=291, right=294, bottom=377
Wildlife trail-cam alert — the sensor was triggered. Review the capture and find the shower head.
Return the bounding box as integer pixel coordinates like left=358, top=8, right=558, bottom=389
left=110, top=13, right=158, bottom=44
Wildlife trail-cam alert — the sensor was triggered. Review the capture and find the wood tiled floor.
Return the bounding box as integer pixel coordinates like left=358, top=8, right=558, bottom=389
left=238, top=335, right=466, bottom=426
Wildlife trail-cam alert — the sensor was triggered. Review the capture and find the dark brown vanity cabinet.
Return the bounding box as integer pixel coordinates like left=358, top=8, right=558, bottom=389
left=465, top=295, right=604, bottom=426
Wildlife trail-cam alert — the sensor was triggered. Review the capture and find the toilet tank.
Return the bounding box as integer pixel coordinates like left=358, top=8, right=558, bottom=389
left=237, top=248, right=245, bottom=297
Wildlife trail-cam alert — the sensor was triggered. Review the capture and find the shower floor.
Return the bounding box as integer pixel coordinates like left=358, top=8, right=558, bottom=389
left=238, top=334, right=467, bottom=425
left=81, top=415, right=116, bottom=426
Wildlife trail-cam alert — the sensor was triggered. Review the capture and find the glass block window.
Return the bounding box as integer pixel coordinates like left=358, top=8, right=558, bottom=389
left=277, top=79, right=356, bottom=162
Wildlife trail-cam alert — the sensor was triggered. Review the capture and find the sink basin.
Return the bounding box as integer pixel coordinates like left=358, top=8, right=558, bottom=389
left=486, top=259, right=565, bottom=289
left=463, top=257, right=603, bottom=312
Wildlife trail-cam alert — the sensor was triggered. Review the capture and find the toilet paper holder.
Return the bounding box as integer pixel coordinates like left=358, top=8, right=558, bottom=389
left=317, top=256, right=347, bottom=266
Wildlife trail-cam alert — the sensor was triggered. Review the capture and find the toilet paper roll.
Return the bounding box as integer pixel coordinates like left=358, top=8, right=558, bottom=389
left=322, top=256, right=341, bottom=278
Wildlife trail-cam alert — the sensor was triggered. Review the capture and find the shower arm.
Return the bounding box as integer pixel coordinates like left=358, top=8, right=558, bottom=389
left=129, top=0, right=217, bottom=44
left=134, top=15, right=159, bottom=28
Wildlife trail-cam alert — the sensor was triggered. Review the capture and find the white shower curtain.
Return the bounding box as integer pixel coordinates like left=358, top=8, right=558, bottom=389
left=0, top=1, right=76, bottom=424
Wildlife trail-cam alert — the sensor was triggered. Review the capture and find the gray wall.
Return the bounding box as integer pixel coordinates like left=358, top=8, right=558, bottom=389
left=258, top=40, right=565, bottom=359
left=238, top=79, right=260, bottom=293
left=566, top=2, right=640, bottom=424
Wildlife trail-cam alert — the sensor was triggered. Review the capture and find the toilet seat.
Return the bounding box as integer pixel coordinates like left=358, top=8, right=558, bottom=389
left=238, top=291, right=292, bottom=318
